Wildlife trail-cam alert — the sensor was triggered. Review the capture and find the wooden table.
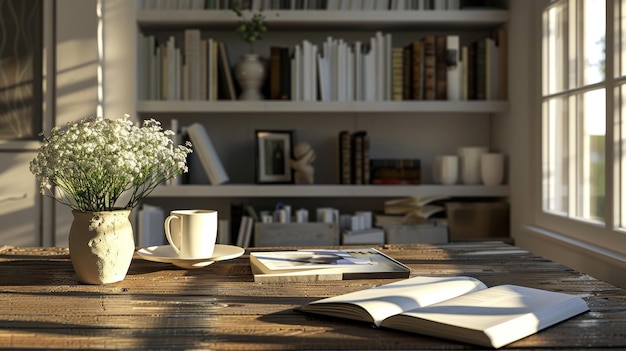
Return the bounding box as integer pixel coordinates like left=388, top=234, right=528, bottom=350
left=1, top=242, right=625, bottom=350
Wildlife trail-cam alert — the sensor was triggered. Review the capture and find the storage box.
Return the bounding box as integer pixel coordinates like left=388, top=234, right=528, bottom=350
left=254, top=222, right=340, bottom=247
left=445, top=202, right=510, bottom=241
left=383, top=224, right=449, bottom=244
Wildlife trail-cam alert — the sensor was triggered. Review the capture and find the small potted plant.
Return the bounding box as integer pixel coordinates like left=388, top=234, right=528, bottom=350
left=30, top=115, right=192, bottom=284
left=232, top=0, right=268, bottom=100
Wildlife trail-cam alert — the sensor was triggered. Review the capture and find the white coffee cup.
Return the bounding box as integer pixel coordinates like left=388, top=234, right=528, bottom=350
left=480, top=153, right=505, bottom=185
left=164, top=209, right=218, bottom=259
left=438, top=155, right=459, bottom=185
left=458, top=147, right=489, bottom=184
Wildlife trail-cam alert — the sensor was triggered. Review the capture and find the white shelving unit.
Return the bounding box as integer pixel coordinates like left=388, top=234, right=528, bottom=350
left=137, top=100, right=509, bottom=114
left=150, top=184, right=508, bottom=198
left=130, top=5, right=510, bottom=201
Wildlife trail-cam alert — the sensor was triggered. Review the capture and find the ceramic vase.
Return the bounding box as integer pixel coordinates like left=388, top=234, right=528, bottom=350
left=68, top=209, right=135, bottom=284
left=235, top=54, right=265, bottom=100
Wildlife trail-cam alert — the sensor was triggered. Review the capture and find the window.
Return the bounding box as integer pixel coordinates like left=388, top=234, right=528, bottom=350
left=0, top=0, right=43, bottom=140
left=541, top=0, right=626, bottom=252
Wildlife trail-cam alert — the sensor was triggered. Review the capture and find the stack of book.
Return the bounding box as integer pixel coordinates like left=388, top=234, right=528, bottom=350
left=370, top=158, right=420, bottom=184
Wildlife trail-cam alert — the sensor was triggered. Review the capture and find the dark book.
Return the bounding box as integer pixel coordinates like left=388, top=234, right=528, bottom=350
left=339, top=130, right=352, bottom=184
left=422, top=36, right=436, bottom=100
left=217, top=41, right=236, bottom=100
left=411, top=41, right=424, bottom=100
left=269, top=46, right=282, bottom=100
left=361, top=133, right=372, bottom=184
left=475, top=38, right=487, bottom=100
left=467, top=41, right=477, bottom=100
left=351, top=131, right=367, bottom=185
left=435, top=35, right=447, bottom=100
left=402, top=44, right=413, bottom=100
left=279, top=47, right=291, bottom=100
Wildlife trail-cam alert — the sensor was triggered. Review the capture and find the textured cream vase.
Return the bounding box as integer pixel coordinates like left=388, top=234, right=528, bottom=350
left=69, top=210, right=135, bottom=284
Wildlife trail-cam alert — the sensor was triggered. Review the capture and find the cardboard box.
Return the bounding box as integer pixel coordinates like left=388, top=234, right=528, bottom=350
left=254, top=222, right=340, bottom=247
left=445, top=202, right=510, bottom=241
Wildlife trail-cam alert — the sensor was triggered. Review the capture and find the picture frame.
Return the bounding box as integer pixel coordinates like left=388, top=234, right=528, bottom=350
left=255, top=130, right=294, bottom=184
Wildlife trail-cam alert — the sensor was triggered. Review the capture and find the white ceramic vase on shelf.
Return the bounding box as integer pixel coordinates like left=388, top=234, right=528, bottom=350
left=235, top=54, right=266, bottom=100
left=68, top=209, right=135, bottom=284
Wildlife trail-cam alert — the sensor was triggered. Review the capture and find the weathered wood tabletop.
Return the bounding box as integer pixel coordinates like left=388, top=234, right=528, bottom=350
left=1, top=241, right=625, bottom=350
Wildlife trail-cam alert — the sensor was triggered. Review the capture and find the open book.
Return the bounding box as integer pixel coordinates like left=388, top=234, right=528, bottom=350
left=250, top=248, right=410, bottom=283
left=298, top=276, right=589, bottom=348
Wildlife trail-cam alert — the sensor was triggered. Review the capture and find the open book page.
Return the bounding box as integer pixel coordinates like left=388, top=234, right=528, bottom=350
left=381, top=284, right=589, bottom=348
left=299, top=276, right=487, bottom=326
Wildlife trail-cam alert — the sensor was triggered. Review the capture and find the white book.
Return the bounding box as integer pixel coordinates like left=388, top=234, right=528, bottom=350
left=291, top=44, right=302, bottom=101
left=384, top=33, right=392, bottom=100
left=353, top=41, right=363, bottom=100
left=210, top=39, right=219, bottom=101
left=137, top=204, right=165, bottom=247
left=317, top=53, right=331, bottom=101
left=364, top=39, right=376, bottom=101
left=446, top=35, right=461, bottom=101
left=461, top=45, right=468, bottom=100
left=186, top=123, right=229, bottom=185
left=299, top=276, right=589, bottom=349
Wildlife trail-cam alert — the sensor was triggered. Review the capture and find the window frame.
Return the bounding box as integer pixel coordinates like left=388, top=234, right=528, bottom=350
left=536, top=0, right=626, bottom=255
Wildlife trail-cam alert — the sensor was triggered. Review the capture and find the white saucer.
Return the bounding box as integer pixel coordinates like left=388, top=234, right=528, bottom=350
left=136, top=244, right=245, bottom=269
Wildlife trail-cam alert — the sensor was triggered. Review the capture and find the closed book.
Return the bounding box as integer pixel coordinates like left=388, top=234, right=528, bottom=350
left=446, top=35, right=461, bottom=101
left=435, top=35, right=447, bottom=100
left=279, top=47, right=291, bottom=100
left=475, top=38, right=486, bottom=100
left=186, top=123, right=229, bottom=185
left=422, top=36, right=436, bottom=100
left=339, top=130, right=352, bottom=184
left=269, top=46, right=282, bottom=99
left=217, top=41, right=236, bottom=100
left=402, top=44, right=412, bottom=100
left=351, top=131, right=367, bottom=184
left=468, top=40, right=477, bottom=100
left=410, top=40, right=424, bottom=100
left=391, top=47, right=403, bottom=100
left=250, top=248, right=410, bottom=282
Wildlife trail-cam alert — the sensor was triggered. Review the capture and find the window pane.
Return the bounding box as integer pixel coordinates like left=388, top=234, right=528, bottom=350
left=581, top=0, right=605, bottom=85
left=578, top=89, right=605, bottom=222
left=616, top=0, right=626, bottom=78
left=543, top=97, right=569, bottom=215
left=0, top=0, right=43, bottom=140
left=618, top=84, right=626, bottom=228
left=543, top=1, right=568, bottom=95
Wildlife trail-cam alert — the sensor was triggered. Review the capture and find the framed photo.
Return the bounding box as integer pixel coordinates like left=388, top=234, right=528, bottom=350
left=255, top=130, right=294, bottom=183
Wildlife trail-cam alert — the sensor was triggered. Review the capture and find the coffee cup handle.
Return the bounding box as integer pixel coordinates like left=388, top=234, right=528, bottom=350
left=164, top=215, right=181, bottom=254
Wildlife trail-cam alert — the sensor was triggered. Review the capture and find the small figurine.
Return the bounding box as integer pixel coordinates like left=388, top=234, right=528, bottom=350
left=290, top=142, right=316, bottom=184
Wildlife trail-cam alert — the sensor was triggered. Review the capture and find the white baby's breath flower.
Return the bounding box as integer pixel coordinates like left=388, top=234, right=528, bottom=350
left=30, top=115, right=193, bottom=212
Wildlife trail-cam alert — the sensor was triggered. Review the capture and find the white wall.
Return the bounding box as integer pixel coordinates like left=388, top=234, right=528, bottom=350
left=53, top=0, right=99, bottom=246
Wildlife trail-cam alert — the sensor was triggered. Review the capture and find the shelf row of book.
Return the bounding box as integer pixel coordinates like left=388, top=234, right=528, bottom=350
left=138, top=28, right=507, bottom=102
left=139, top=0, right=496, bottom=11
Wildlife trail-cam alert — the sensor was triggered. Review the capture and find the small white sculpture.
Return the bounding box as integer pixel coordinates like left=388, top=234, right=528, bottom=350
left=290, top=142, right=316, bottom=184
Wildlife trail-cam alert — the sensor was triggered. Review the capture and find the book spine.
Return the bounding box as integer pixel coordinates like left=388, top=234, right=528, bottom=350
left=270, top=46, right=282, bottom=99
left=422, top=36, right=435, bottom=100
left=339, top=130, right=352, bottom=184
left=435, top=35, right=447, bottom=100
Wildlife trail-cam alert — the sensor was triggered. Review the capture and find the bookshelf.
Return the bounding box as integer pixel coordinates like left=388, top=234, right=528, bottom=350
left=123, top=1, right=510, bottom=204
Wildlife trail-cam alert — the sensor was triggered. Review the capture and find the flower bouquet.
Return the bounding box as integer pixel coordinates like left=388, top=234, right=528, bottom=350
left=30, top=115, right=192, bottom=284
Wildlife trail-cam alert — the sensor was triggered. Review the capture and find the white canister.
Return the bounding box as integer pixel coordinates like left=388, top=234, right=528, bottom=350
left=458, top=147, right=489, bottom=184
left=480, top=153, right=505, bottom=185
